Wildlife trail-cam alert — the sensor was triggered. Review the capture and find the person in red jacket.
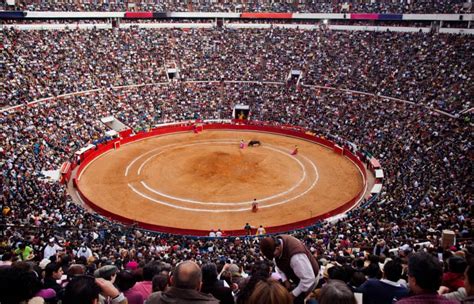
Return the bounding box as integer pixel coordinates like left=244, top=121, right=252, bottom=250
left=442, top=256, right=467, bottom=292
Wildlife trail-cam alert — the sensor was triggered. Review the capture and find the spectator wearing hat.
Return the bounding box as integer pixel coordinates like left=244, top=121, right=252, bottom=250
left=227, top=264, right=244, bottom=288
left=396, top=253, right=458, bottom=304
left=39, top=258, right=51, bottom=271
left=260, top=235, right=319, bottom=304
left=44, top=238, right=62, bottom=260
left=76, top=243, right=93, bottom=260
left=94, top=265, right=118, bottom=283
left=62, top=264, right=87, bottom=288
left=126, top=261, right=139, bottom=271
left=94, top=265, right=126, bottom=304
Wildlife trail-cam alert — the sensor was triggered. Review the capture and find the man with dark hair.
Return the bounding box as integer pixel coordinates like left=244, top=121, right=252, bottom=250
left=0, top=267, right=42, bottom=303
left=259, top=235, right=319, bottom=304
left=152, top=274, right=169, bottom=292
left=462, top=263, right=474, bottom=303
left=0, top=252, right=14, bottom=267
left=116, top=270, right=144, bottom=304
left=130, top=260, right=161, bottom=299
left=63, top=276, right=101, bottom=304
left=396, top=252, right=457, bottom=303
left=244, top=223, right=252, bottom=236
left=200, top=263, right=234, bottom=304
left=15, top=243, right=34, bottom=261
left=64, top=276, right=128, bottom=304
left=442, top=256, right=468, bottom=292
left=44, top=262, right=65, bottom=299
left=357, top=260, right=409, bottom=304
left=146, top=261, right=219, bottom=304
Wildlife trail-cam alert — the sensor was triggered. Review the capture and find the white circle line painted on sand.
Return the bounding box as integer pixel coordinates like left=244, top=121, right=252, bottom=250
left=125, top=139, right=243, bottom=176
left=138, top=143, right=307, bottom=205
left=128, top=152, right=320, bottom=212
left=138, top=141, right=237, bottom=176
left=128, top=183, right=252, bottom=212
left=138, top=151, right=165, bottom=176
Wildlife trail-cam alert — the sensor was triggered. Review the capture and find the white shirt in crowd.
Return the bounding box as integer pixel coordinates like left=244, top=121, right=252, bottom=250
left=274, top=239, right=317, bottom=298
left=44, top=243, right=63, bottom=259
left=75, top=246, right=92, bottom=259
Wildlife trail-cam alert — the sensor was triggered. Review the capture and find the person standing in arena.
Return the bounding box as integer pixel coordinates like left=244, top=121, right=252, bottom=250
left=240, top=139, right=245, bottom=149
left=244, top=223, right=252, bottom=236
left=252, top=199, right=258, bottom=213
left=291, top=145, right=299, bottom=155
left=256, top=225, right=266, bottom=236
left=259, top=235, right=319, bottom=304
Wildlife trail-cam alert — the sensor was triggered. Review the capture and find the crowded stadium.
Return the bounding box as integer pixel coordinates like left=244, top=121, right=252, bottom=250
left=0, top=1, right=473, bottom=303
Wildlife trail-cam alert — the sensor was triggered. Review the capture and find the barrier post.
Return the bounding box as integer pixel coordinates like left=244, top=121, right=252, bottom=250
left=333, top=144, right=344, bottom=155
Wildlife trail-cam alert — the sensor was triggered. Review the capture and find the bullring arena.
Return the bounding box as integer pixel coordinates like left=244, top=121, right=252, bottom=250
left=1, top=7, right=473, bottom=302
left=73, top=123, right=370, bottom=235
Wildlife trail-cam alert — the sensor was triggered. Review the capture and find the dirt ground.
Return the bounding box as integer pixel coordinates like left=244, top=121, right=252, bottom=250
left=77, top=130, right=365, bottom=231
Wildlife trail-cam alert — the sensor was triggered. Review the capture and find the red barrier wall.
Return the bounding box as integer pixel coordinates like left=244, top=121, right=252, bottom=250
left=75, top=123, right=367, bottom=236
left=241, top=12, right=293, bottom=19
left=125, top=12, right=153, bottom=19
left=351, top=13, right=379, bottom=20
left=119, top=129, right=133, bottom=138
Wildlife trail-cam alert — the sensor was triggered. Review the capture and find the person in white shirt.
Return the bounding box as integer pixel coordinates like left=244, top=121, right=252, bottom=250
left=260, top=235, right=319, bottom=304
left=76, top=244, right=93, bottom=259
left=256, top=225, right=266, bottom=236
left=44, top=238, right=63, bottom=260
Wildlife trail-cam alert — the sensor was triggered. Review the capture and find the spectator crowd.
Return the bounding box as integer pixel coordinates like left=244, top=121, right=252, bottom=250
left=0, top=24, right=473, bottom=304
left=2, top=28, right=472, bottom=114
left=1, top=0, right=471, bottom=14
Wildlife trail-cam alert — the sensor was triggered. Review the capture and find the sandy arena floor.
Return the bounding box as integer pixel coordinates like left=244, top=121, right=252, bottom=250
left=77, top=130, right=364, bottom=232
